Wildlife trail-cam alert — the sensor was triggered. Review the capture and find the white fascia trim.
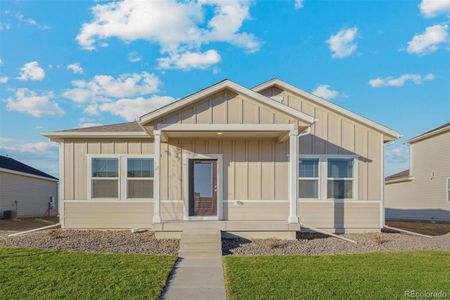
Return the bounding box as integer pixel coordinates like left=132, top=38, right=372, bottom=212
left=0, top=167, right=58, bottom=182
left=157, top=123, right=296, bottom=132
left=253, top=79, right=401, bottom=140
left=42, top=132, right=148, bottom=138
left=406, top=126, right=450, bottom=144
left=139, top=80, right=315, bottom=125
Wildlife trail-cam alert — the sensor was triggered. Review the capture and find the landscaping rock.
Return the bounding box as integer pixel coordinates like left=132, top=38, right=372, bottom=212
left=222, top=232, right=450, bottom=256
left=0, top=229, right=179, bottom=255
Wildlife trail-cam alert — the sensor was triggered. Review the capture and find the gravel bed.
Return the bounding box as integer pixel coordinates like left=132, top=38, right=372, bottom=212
left=0, top=229, right=179, bottom=255
left=222, top=232, right=450, bottom=256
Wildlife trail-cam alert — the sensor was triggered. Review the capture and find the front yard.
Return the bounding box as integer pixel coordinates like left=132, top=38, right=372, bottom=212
left=0, top=248, right=176, bottom=300
left=224, top=251, right=450, bottom=300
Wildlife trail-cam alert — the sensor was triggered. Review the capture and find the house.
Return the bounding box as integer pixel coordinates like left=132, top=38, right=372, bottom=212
left=385, top=122, right=450, bottom=222
left=0, top=155, right=58, bottom=218
left=43, top=79, right=400, bottom=237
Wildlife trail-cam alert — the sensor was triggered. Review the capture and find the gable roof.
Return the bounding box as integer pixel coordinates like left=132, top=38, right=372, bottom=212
left=253, top=78, right=401, bottom=141
left=406, top=122, right=450, bottom=144
left=56, top=121, right=143, bottom=133
left=138, top=79, right=316, bottom=125
left=0, top=155, right=58, bottom=181
left=385, top=169, right=410, bottom=181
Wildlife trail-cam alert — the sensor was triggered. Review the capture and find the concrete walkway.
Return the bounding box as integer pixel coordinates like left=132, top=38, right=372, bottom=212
left=161, top=223, right=226, bottom=300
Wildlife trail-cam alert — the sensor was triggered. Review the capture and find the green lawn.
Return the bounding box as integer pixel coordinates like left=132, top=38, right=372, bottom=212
left=224, top=251, right=450, bottom=300
left=0, top=248, right=176, bottom=300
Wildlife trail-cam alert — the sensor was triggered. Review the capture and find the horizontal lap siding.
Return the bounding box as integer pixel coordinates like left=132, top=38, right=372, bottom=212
left=0, top=172, right=58, bottom=217
left=299, top=202, right=380, bottom=229
left=64, top=202, right=153, bottom=228
left=385, top=132, right=450, bottom=221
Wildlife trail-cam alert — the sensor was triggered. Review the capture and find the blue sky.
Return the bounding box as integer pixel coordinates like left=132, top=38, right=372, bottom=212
left=0, top=0, right=449, bottom=177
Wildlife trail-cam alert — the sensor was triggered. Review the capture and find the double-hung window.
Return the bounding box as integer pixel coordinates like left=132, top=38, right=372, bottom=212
left=127, top=158, right=154, bottom=199
left=327, top=159, right=354, bottom=199
left=88, top=156, right=154, bottom=200
left=299, top=158, right=319, bottom=198
left=91, top=158, right=119, bottom=199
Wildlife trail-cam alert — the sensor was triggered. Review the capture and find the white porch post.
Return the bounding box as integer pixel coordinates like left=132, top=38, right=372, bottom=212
left=288, top=129, right=299, bottom=223
left=153, top=130, right=161, bottom=223
left=59, top=142, right=65, bottom=228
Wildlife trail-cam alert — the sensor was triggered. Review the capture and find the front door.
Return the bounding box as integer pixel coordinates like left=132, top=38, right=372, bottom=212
left=189, top=159, right=217, bottom=216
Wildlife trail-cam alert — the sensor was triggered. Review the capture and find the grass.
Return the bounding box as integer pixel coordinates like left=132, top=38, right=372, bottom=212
left=224, top=251, right=450, bottom=300
left=0, top=247, right=176, bottom=300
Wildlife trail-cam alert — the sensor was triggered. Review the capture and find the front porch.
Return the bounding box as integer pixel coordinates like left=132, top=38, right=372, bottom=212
left=150, top=123, right=308, bottom=226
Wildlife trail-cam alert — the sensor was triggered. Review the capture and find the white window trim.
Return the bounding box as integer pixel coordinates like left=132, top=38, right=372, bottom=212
left=299, top=154, right=358, bottom=201
left=86, top=154, right=154, bottom=201
left=299, top=158, right=320, bottom=200
left=447, top=178, right=450, bottom=202
left=125, top=155, right=155, bottom=201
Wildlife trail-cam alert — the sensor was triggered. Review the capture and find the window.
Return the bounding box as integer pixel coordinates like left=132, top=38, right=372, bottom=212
left=447, top=178, right=450, bottom=201
left=299, top=159, right=319, bottom=198
left=127, top=158, right=154, bottom=199
left=91, top=158, right=119, bottom=198
left=327, top=159, right=354, bottom=199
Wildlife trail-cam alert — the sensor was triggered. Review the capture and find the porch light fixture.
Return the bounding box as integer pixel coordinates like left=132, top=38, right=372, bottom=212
left=217, top=132, right=223, bottom=135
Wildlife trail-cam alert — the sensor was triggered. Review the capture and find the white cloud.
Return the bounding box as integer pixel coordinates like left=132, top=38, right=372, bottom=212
left=369, top=73, right=435, bottom=87
left=311, top=84, right=340, bottom=100
left=76, top=0, right=259, bottom=68
left=80, top=122, right=103, bottom=128
left=5, top=88, right=65, bottom=117
left=128, top=51, right=142, bottom=63
left=158, top=49, right=221, bottom=70
left=0, top=137, right=57, bottom=157
left=327, top=26, right=358, bottom=58
left=67, top=63, right=84, bottom=74
left=15, top=12, right=51, bottom=30
left=93, top=96, right=175, bottom=121
left=63, top=72, right=161, bottom=103
left=406, top=24, right=448, bottom=55
left=294, top=0, right=304, bottom=10
left=385, top=145, right=409, bottom=164
left=420, top=0, right=450, bottom=18
left=17, top=61, right=45, bottom=81
left=0, top=77, right=8, bottom=84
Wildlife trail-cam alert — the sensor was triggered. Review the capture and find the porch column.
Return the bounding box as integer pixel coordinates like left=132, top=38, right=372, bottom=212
left=288, top=129, right=299, bottom=223
left=153, top=130, right=161, bottom=223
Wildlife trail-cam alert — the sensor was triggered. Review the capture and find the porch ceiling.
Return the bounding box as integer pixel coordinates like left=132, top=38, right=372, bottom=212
left=164, top=131, right=283, bottom=139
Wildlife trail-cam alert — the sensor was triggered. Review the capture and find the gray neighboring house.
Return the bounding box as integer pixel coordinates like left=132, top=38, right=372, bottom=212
left=0, top=155, right=58, bottom=218
left=385, top=122, right=450, bottom=222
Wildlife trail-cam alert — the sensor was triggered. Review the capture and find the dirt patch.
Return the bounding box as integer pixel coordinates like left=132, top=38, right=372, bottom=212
left=386, top=221, right=450, bottom=236
left=222, top=232, right=450, bottom=256
left=0, top=217, right=59, bottom=232
left=0, top=229, right=179, bottom=255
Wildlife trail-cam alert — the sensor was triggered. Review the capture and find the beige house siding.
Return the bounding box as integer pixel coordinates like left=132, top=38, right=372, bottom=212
left=156, top=90, right=297, bottom=125
left=0, top=172, right=58, bottom=217
left=59, top=86, right=386, bottom=230
left=385, top=131, right=450, bottom=221
left=299, top=202, right=381, bottom=231
left=65, top=202, right=153, bottom=228
left=259, top=86, right=383, bottom=201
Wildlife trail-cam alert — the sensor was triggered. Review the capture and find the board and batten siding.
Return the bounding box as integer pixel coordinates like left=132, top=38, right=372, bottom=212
left=385, top=131, right=450, bottom=221
left=63, top=138, right=154, bottom=228
left=259, top=86, right=383, bottom=201
left=156, top=90, right=298, bottom=125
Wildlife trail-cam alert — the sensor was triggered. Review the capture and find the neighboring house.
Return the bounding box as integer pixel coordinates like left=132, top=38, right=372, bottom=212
left=0, top=155, right=58, bottom=218
left=385, top=123, right=450, bottom=222
left=43, top=79, right=400, bottom=236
